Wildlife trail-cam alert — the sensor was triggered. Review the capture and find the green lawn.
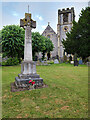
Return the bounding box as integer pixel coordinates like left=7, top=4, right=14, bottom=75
left=2, top=63, right=88, bottom=118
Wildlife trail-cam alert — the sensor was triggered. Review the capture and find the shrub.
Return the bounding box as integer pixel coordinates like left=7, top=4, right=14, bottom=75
left=49, top=60, right=54, bottom=64
left=63, top=55, right=67, bottom=62
left=2, top=57, right=19, bottom=66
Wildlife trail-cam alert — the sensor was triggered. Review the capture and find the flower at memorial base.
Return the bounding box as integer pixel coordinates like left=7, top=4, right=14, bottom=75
left=29, top=80, right=36, bottom=89
left=29, top=80, right=35, bottom=86
left=29, top=80, right=32, bottom=83
left=32, top=81, right=35, bottom=85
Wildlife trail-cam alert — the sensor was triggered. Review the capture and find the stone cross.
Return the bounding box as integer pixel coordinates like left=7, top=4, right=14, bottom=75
left=20, top=13, right=36, bottom=61
left=48, top=22, right=50, bottom=25
left=15, top=11, right=43, bottom=88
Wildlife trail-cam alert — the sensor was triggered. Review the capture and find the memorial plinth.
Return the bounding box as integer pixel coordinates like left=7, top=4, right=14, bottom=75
left=15, top=13, right=43, bottom=88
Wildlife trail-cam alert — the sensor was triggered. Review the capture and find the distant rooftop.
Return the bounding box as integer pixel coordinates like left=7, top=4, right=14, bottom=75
left=42, top=23, right=57, bottom=35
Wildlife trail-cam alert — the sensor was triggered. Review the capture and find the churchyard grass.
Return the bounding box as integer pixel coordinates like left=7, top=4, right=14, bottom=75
left=2, top=63, right=88, bottom=118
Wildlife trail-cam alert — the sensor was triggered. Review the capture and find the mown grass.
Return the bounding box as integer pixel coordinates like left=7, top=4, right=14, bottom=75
left=2, top=63, right=88, bottom=118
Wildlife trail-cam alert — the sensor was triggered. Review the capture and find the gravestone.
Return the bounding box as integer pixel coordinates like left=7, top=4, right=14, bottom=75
left=41, top=61, right=48, bottom=65
left=54, top=59, right=59, bottom=64
left=60, top=58, right=63, bottom=63
left=87, top=62, right=90, bottom=66
left=71, top=61, right=74, bottom=64
left=15, top=12, right=43, bottom=87
left=74, top=60, right=78, bottom=66
left=74, top=53, right=78, bottom=66
left=69, top=56, right=72, bottom=61
left=35, top=56, right=38, bottom=61
left=79, top=60, right=82, bottom=64
left=41, top=61, right=44, bottom=64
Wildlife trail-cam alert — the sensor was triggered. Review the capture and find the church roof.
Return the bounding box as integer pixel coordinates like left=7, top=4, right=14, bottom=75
left=42, top=24, right=57, bottom=35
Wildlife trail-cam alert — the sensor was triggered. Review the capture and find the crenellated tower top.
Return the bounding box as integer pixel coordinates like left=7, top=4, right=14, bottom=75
left=58, top=7, right=75, bottom=24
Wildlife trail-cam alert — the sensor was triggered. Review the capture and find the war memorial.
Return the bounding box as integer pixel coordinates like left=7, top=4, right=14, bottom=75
left=15, top=12, right=43, bottom=88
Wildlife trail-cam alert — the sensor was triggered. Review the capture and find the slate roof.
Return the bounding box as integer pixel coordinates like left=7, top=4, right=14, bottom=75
left=42, top=24, right=57, bottom=35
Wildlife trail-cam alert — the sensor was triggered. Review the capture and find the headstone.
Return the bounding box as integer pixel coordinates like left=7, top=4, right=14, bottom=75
left=41, top=61, right=44, bottom=64
left=54, top=59, right=59, bottom=64
left=71, top=61, right=74, bottom=64
left=39, top=58, right=42, bottom=62
left=41, top=61, right=48, bottom=65
left=87, top=62, right=90, bottom=66
left=60, top=57, right=63, bottom=63
left=36, top=60, right=41, bottom=66
left=74, top=60, right=78, bottom=66
left=79, top=60, right=82, bottom=64
left=56, top=55, right=59, bottom=60
left=74, top=53, right=78, bottom=66
left=69, top=56, right=72, bottom=61
left=0, top=56, right=2, bottom=63
left=35, top=56, right=38, bottom=61
left=15, top=12, right=43, bottom=87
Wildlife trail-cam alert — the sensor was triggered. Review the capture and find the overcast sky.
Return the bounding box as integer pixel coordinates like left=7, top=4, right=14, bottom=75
left=0, top=1, right=89, bottom=34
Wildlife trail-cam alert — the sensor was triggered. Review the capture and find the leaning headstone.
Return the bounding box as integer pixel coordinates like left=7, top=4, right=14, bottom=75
left=15, top=12, right=43, bottom=87
left=54, top=59, right=59, bottom=64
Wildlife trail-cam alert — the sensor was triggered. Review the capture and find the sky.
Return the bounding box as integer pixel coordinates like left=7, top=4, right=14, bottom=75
left=0, top=1, right=89, bottom=34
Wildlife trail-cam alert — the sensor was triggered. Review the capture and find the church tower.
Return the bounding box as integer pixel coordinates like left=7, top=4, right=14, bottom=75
left=57, top=7, right=75, bottom=61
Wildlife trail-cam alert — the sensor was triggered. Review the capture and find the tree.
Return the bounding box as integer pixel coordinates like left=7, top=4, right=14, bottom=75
left=32, top=32, right=54, bottom=60
left=1, top=25, right=25, bottom=62
left=62, top=7, right=90, bottom=61
left=32, top=32, right=46, bottom=60
left=2, top=25, right=54, bottom=62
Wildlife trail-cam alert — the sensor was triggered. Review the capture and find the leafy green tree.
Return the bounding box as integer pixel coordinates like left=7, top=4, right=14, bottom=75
left=32, top=32, right=46, bottom=60
left=32, top=32, right=54, bottom=60
left=62, top=7, right=90, bottom=61
left=2, top=25, right=54, bottom=62
left=1, top=25, right=25, bottom=62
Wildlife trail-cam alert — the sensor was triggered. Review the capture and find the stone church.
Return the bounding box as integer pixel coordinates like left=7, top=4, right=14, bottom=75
left=42, top=23, right=58, bottom=59
left=39, top=7, right=75, bottom=60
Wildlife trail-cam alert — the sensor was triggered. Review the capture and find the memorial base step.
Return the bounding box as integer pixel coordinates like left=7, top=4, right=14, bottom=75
left=15, top=74, right=43, bottom=88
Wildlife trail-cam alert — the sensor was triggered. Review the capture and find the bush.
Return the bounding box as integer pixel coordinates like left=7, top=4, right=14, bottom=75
left=49, top=60, right=54, bottom=64
left=63, top=55, right=67, bottom=62
left=2, top=57, right=19, bottom=66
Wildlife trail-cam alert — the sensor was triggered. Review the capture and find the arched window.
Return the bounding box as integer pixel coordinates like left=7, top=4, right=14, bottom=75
left=63, top=13, right=68, bottom=23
